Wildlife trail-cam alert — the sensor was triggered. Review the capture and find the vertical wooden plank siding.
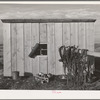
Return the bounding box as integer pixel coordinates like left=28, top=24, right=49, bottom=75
left=11, top=23, right=17, bottom=72
left=31, top=23, right=40, bottom=75
left=40, top=23, right=47, bottom=43
left=85, top=23, right=88, bottom=49
left=3, top=20, right=95, bottom=76
left=55, top=23, right=63, bottom=75
left=86, top=23, right=90, bottom=50
left=88, top=18, right=95, bottom=76
left=74, top=23, right=79, bottom=46
left=85, top=23, right=87, bottom=49
left=24, top=23, right=32, bottom=73
left=83, top=23, right=86, bottom=49
left=86, top=22, right=94, bottom=51
left=78, top=23, right=82, bottom=48
left=62, top=23, right=71, bottom=46
left=47, top=23, right=56, bottom=74
left=91, top=22, right=94, bottom=51
left=89, top=23, right=94, bottom=51
left=39, top=56, right=48, bottom=73
left=39, top=23, right=48, bottom=73
left=62, top=23, right=71, bottom=74
left=70, top=23, right=76, bottom=46
left=85, top=23, right=95, bottom=75
left=16, top=23, right=24, bottom=76
left=78, top=23, right=86, bottom=49
left=3, top=23, right=12, bottom=76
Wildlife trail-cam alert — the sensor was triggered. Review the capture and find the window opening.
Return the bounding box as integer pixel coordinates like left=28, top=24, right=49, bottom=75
left=29, top=43, right=47, bottom=58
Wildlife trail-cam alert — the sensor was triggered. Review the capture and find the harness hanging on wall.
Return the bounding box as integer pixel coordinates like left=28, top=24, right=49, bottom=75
left=29, top=43, right=47, bottom=58
left=29, top=43, right=40, bottom=58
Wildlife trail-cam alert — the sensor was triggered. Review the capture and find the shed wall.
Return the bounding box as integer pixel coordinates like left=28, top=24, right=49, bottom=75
left=3, top=22, right=94, bottom=76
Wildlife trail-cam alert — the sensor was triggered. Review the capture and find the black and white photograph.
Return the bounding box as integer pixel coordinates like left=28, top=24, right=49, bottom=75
left=0, top=3, right=100, bottom=91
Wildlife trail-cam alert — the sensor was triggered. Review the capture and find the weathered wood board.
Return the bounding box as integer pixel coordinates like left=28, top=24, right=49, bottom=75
left=24, top=23, right=32, bottom=73
left=88, top=23, right=94, bottom=51
left=70, top=23, right=76, bottom=46
left=39, top=23, right=48, bottom=74
left=85, top=23, right=94, bottom=51
left=31, top=23, right=40, bottom=75
left=3, top=23, right=12, bottom=76
left=16, top=23, right=24, bottom=76
left=79, top=23, right=85, bottom=49
left=55, top=23, right=63, bottom=75
left=47, top=23, right=56, bottom=74
left=62, top=23, right=71, bottom=46
left=74, top=23, right=79, bottom=46
left=62, top=23, right=71, bottom=74
left=39, top=56, right=48, bottom=73
left=11, top=23, right=17, bottom=72
left=40, top=23, right=47, bottom=43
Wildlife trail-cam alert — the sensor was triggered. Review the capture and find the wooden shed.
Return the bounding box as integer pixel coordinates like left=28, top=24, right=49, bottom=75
left=1, top=19, right=96, bottom=77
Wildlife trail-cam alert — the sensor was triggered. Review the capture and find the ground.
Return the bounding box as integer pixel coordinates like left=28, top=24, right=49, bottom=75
left=0, top=44, right=100, bottom=90
left=0, top=74, right=100, bottom=90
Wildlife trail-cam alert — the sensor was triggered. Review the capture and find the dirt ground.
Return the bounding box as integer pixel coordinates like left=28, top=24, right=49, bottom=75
left=0, top=73, right=99, bottom=90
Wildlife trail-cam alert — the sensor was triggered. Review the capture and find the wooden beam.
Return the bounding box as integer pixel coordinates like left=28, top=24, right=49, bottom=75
left=1, top=19, right=96, bottom=23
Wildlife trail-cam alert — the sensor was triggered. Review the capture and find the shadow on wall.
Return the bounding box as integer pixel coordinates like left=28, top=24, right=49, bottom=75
left=24, top=72, right=33, bottom=77
left=95, top=57, right=100, bottom=76
left=95, top=43, right=100, bottom=52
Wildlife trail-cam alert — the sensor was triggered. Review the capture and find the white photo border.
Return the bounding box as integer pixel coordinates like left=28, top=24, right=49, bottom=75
left=0, top=1, right=100, bottom=99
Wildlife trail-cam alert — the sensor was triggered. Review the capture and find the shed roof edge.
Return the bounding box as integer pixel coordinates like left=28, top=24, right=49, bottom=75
left=1, top=19, right=96, bottom=23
